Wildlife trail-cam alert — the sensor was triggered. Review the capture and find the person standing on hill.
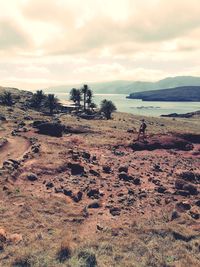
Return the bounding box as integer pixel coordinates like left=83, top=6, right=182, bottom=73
left=137, top=119, right=147, bottom=141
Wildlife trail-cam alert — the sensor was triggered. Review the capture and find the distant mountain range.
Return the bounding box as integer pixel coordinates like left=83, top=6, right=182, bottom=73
left=128, top=86, right=200, bottom=101
left=46, top=76, right=200, bottom=95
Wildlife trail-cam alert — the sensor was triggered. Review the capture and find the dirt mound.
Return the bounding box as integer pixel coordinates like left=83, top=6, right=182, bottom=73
left=175, top=133, right=200, bottom=144
left=130, top=135, right=193, bottom=151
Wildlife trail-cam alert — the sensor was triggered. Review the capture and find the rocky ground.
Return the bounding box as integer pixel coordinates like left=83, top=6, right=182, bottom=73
left=0, top=102, right=200, bottom=267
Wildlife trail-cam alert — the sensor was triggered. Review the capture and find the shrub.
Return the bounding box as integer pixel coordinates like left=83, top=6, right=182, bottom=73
left=100, top=99, right=117, bottom=119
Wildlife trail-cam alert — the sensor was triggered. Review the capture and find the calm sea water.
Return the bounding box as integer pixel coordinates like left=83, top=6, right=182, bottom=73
left=51, top=93, right=200, bottom=117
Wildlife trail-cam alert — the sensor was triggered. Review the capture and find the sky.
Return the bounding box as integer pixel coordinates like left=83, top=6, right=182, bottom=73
left=0, top=0, right=200, bottom=90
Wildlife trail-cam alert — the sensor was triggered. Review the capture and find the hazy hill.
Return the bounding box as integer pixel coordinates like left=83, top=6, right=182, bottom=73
left=0, top=86, right=32, bottom=98
left=46, top=76, right=200, bottom=94
left=128, top=86, right=200, bottom=101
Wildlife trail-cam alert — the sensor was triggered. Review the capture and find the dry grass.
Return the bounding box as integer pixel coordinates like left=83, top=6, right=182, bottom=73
left=0, top=107, right=200, bottom=267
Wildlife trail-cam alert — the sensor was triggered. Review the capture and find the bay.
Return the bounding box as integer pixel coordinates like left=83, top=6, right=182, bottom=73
left=48, top=92, right=200, bottom=117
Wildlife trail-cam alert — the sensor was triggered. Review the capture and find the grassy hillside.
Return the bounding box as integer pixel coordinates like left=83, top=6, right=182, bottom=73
left=128, top=86, right=200, bottom=101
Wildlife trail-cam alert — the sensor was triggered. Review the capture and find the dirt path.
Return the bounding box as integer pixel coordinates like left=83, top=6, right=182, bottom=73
left=0, top=136, right=30, bottom=166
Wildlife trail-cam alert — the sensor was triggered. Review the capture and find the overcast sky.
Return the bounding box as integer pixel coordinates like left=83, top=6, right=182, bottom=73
left=0, top=0, right=200, bottom=90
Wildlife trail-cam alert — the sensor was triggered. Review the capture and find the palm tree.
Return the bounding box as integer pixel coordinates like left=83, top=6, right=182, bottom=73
left=30, top=90, right=45, bottom=109
left=0, top=91, right=13, bottom=106
left=69, top=88, right=82, bottom=109
left=45, top=94, right=59, bottom=115
left=81, top=84, right=88, bottom=111
left=86, top=89, right=93, bottom=110
left=100, top=99, right=117, bottom=119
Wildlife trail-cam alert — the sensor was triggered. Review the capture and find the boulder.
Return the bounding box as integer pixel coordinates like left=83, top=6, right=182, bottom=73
left=88, top=201, right=101, bottom=209
left=87, top=188, right=100, bottom=199
left=27, top=173, right=38, bottom=181
left=176, top=201, right=191, bottom=212
left=171, top=210, right=180, bottom=221
left=68, top=163, right=84, bottom=176
left=46, top=182, right=54, bottom=189
left=36, top=122, right=65, bottom=137
left=178, top=171, right=200, bottom=183
left=0, top=115, right=6, bottom=121
left=103, top=166, right=111, bottom=173
left=157, top=186, right=167, bottom=194
left=183, top=183, right=198, bottom=195
left=195, top=200, right=200, bottom=207
left=109, top=207, right=121, bottom=216
left=118, top=172, right=130, bottom=181
left=63, top=189, right=73, bottom=196
left=118, top=166, right=128, bottom=173
left=32, top=120, right=48, bottom=128
left=175, top=179, right=185, bottom=190
left=89, top=169, right=100, bottom=177
left=72, top=191, right=83, bottom=202
left=82, top=152, right=91, bottom=160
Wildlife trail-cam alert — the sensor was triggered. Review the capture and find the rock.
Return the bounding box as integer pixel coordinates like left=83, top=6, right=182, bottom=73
left=128, top=189, right=134, bottom=195
left=178, top=171, right=200, bottom=183
left=173, top=231, right=195, bottom=242
left=96, top=224, right=104, bottom=231
left=195, top=200, right=200, bottom=207
left=46, top=182, right=54, bottom=189
left=89, top=169, right=100, bottom=177
left=157, top=186, right=167, bottom=194
left=118, top=166, right=128, bottom=173
left=32, top=146, right=39, bottom=153
left=175, top=190, right=190, bottom=197
left=18, top=121, right=26, bottom=128
left=32, top=120, right=48, bottom=128
left=82, top=152, right=91, bottom=160
left=0, top=115, right=6, bottom=121
left=24, top=115, right=33, bottom=120
left=36, top=122, right=65, bottom=137
left=153, top=164, right=162, bottom=172
left=176, top=201, right=191, bottom=212
left=175, top=179, right=185, bottom=190
left=27, top=173, right=38, bottom=181
left=63, top=189, right=73, bottom=197
left=72, top=191, right=83, bottom=202
left=68, top=163, right=84, bottom=176
left=189, top=207, right=200, bottom=220
left=132, top=177, right=141, bottom=185
left=103, top=166, right=111, bottom=173
left=183, top=183, right=198, bottom=195
left=118, top=172, right=130, bottom=181
left=88, top=201, right=101, bottom=209
left=110, top=207, right=121, bottom=216
left=87, top=189, right=100, bottom=199
left=55, top=188, right=63, bottom=193
left=171, top=210, right=180, bottom=220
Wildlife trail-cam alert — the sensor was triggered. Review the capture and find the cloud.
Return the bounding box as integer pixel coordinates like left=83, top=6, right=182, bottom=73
left=0, top=0, right=200, bottom=89
left=19, top=0, right=200, bottom=56
left=0, top=20, right=30, bottom=52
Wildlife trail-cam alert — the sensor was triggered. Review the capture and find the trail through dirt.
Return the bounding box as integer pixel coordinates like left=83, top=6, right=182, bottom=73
left=0, top=136, right=30, bottom=166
